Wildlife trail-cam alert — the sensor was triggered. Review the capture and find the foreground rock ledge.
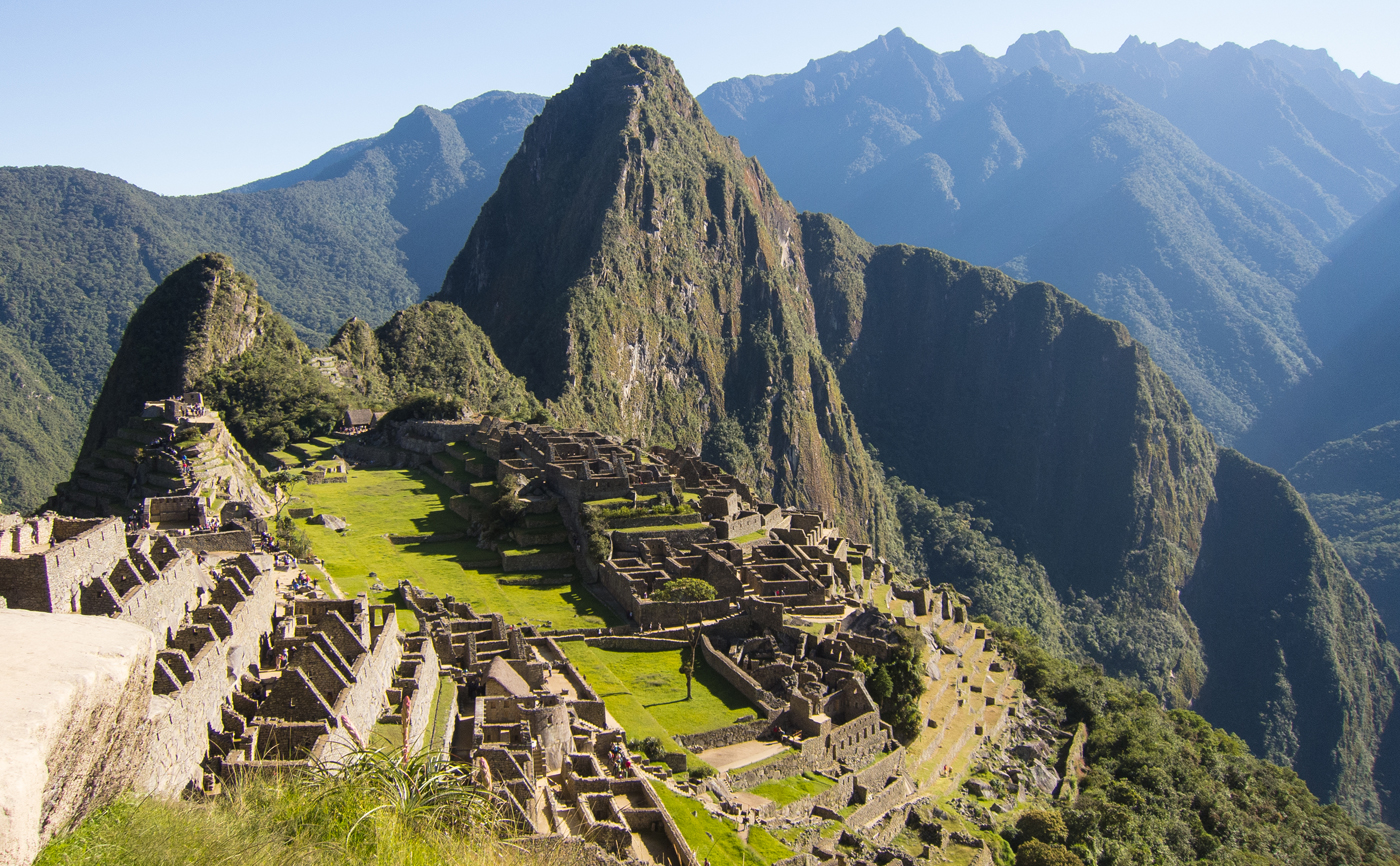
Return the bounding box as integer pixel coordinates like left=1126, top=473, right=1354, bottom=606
left=0, top=609, right=156, bottom=866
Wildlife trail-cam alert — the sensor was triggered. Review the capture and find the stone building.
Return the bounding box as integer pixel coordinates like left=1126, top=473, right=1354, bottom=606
left=400, top=582, right=697, bottom=865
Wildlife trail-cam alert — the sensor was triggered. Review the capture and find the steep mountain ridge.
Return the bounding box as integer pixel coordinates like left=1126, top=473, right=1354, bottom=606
left=437, top=46, right=891, bottom=537
left=1185, top=449, right=1400, bottom=822
left=78, top=253, right=266, bottom=460
left=798, top=207, right=1400, bottom=824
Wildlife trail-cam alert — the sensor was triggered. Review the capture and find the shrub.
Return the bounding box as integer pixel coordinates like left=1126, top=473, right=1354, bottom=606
left=654, top=577, right=717, bottom=602
left=36, top=749, right=508, bottom=866
left=1015, top=810, right=1068, bottom=847
left=1016, top=840, right=1083, bottom=866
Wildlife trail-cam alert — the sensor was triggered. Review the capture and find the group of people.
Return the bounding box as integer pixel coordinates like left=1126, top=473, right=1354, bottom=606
left=608, top=742, right=633, bottom=775
left=289, top=571, right=316, bottom=593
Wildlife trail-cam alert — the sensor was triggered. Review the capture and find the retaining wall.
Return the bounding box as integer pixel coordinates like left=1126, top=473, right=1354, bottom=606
left=699, top=635, right=784, bottom=718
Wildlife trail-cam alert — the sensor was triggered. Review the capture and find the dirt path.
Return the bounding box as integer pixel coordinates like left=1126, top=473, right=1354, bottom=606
left=695, top=739, right=789, bottom=772
left=311, top=561, right=345, bottom=599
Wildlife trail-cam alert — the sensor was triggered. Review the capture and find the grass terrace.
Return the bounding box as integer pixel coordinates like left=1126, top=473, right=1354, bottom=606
left=748, top=771, right=834, bottom=807
left=292, top=468, right=617, bottom=632
left=648, top=780, right=793, bottom=866
left=560, top=641, right=760, bottom=760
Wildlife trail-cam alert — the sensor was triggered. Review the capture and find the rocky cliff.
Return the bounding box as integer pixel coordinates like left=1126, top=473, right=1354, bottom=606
left=437, top=46, right=890, bottom=538
left=1185, top=450, right=1400, bottom=822
left=79, top=253, right=264, bottom=459
left=800, top=210, right=1400, bottom=822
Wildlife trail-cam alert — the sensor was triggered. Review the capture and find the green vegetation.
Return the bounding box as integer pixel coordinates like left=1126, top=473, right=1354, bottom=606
left=36, top=750, right=508, bottom=866
left=749, top=772, right=834, bottom=807
left=436, top=45, right=898, bottom=548
left=332, top=302, right=540, bottom=419
left=1290, top=421, right=1400, bottom=636
left=293, top=468, right=614, bottom=632
left=653, top=577, right=717, bottom=602
left=0, top=94, right=542, bottom=511
left=994, top=625, right=1397, bottom=866
left=855, top=626, right=926, bottom=741
left=274, top=513, right=314, bottom=561
left=647, top=780, right=793, bottom=866
left=702, top=35, right=1361, bottom=444
left=197, top=309, right=346, bottom=451
left=560, top=641, right=758, bottom=744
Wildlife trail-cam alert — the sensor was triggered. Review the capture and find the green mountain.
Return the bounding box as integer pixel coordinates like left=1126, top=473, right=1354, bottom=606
left=326, top=301, right=539, bottom=419
left=435, top=46, right=892, bottom=539
left=0, top=92, right=541, bottom=512
left=1290, top=423, right=1400, bottom=641
left=795, top=207, right=1400, bottom=822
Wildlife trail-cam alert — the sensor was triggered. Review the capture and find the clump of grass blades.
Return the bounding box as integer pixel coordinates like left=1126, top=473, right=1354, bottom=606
left=37, top=749, right=510, bottom=866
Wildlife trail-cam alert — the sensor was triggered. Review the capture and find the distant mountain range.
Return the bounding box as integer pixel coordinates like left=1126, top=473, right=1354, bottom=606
left=699, top=29, right=1400, bottom=444
left=4, top=29, right=1397, bottom=513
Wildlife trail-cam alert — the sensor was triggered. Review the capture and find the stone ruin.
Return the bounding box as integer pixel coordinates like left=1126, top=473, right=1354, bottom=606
left=52, top=392, right=276, bottom=520
left=400, top=581, right=698, bottom=865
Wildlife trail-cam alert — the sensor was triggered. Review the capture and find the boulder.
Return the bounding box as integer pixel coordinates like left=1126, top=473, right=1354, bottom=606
left=307, top=514, right=347, bottom=530
left=0, top=609, right=157, bottom=865
left=963, top=778, right=995, bottom=799
left=1029, top=760, right=1061, bottom=796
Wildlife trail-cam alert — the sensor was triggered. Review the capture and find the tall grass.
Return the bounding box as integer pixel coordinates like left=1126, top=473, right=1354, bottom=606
left=37, top=750, right=512, bottom=866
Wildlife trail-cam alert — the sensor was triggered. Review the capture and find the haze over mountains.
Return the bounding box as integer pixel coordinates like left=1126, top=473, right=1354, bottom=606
left=699, top=28, right=1400, bottom=442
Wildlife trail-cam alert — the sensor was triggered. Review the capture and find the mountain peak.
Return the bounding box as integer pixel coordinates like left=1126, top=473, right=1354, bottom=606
left=438, top=45, right=887, bottom=532
left=1002, top=30, right=1086, bottom=79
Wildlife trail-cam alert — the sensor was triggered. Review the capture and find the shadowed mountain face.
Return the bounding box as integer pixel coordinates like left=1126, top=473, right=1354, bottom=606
left=797, top=206, right=1400, bottom=824
left=436, top=46, right=892, bottom=538
left=700, top=29, right=1400, bottom=444
left=0, top=92, right=541, bottom=511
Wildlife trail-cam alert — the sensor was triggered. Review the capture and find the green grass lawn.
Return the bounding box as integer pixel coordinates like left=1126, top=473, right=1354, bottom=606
left=561, top=642, right=759, bottom=738
left=731, top=529, right=769, bottom=544
left=648, top=781, right=792, bottom=866
left=293, top=468, right=617, bottom=632
left=748, top=772, right=834, bottom=806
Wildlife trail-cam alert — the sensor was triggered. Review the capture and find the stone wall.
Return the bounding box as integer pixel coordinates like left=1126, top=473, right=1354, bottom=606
left=699, top=635, right=785, bottom=718
left=402, top=636, right=441, bottom=756
left=0, top=610, right=157, bottom=865
left=137, top=566, right=277, bottom=796
left=729, top=750, right=813, bottom=789
left=116, top=553, right=208, bottom=639
left=609, top=526, right=716, bottom=554
left=318, top=605, right=402, bottom=764
left=584, top=635, right=688, bottom=651
left=846, top=776, right=915, bottom=828
left=774, top=772, right=856, bottom=821
left=674, top=718, right=774, bottom=753
left=173, top=529, right=254, bottom=553
left=0, top=516, right=126, bottom=614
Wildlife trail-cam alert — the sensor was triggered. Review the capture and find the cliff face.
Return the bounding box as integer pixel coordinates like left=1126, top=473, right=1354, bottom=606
left=437, top=47, right=887, bottom=535
left=1185, top=449, right=1400, bottom=822
left=802, top=213, right=1218, bottom=609
left=800, top=211, right=1400, bottom=819
left=79, top=253, right=263, bottom=459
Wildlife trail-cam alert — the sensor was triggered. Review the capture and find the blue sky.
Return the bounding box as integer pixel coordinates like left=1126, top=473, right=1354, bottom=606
left=3, top=0, right=1396, bottom=195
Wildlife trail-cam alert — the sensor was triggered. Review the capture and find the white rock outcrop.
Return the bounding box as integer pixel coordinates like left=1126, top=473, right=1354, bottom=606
left=0, top=609, right=156, bottom=866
